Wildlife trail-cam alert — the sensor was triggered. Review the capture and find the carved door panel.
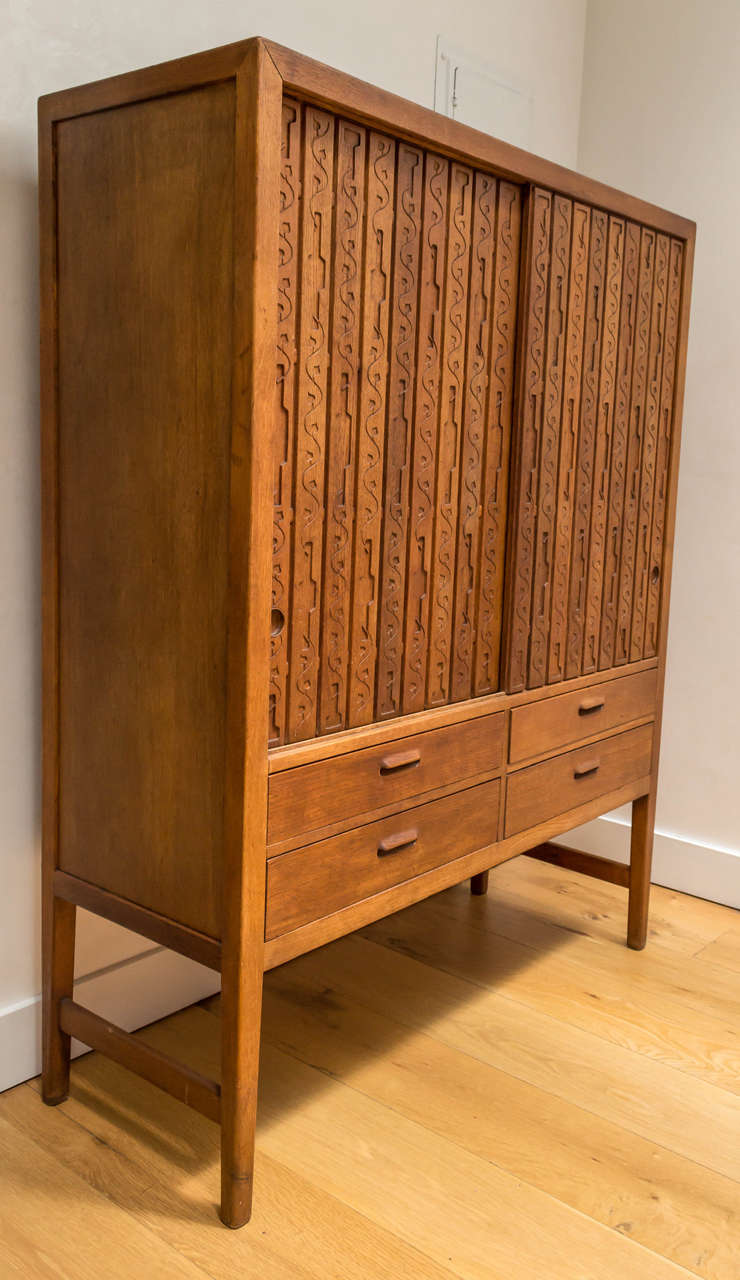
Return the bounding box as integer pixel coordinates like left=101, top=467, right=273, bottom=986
left=270, top=95, right=523, bottom=746
left=504, top=187, right=684, bottom=693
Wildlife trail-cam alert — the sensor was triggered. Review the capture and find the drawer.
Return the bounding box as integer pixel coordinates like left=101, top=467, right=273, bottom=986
left=509, top=668, right=658, bottom=764
left=266, top=778, right=501, bottom=938
left=504, top=723, right=653, bottom=837
left=268, top=713, right=505, bottom=847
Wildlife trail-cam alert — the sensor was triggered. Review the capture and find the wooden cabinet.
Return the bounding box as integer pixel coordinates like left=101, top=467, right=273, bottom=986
left=39, top=37, right=695, bottom=1228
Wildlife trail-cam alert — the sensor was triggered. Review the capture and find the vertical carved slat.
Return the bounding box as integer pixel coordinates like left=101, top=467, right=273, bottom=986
left=599, top=219, right=639, bottom=669
left=565, top=207, right=606, bottom=679
left=318, top=121, right=366, bottom=734
left=631, top=232, right=669, bottom=661
left=506, top=187, right=552, bottom=693
left=616, top=227, right=655, bottom=664
left=270, top=98, right=301, bottom=746
left=473, top=182, right=521, bottom=696
left=645, top=238, right=683, bottom=656
left=402, top=154, right=449, bottom=714
left=427, top=163, right=474, bottom=707
left=583, top=215, right=624, bottom=673
left=528, top=195, right=572, bottom=688
left=287, top=106, right=334, bottom=743
left=347, top=132, right=395, bottom=727
left=376, top=144, right=423, bottom=720
left=451, top=171, right=498, bottom=702
left=547, top=203, right=590, bottom=684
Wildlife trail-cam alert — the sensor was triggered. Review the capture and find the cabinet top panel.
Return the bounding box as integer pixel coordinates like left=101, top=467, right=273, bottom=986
left=38, top=35, right=695, bottom=243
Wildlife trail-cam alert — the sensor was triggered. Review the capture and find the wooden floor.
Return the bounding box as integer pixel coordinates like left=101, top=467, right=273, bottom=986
left=1, top=858, right=739, bottom=1279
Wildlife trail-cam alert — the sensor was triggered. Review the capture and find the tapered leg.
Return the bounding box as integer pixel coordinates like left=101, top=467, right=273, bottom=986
left=219, top=946, right=263, bottom=1228
left=42, top=894, right=76, bottom=1104
left=470, top=870, right=490, bottom=896
left=627, top=791, right=656, bottom=950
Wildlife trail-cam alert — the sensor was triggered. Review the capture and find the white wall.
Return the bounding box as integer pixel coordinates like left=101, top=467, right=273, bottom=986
left=0, top=1, right=588, bottom=1089
left=565, top=0, right=740, bottom=907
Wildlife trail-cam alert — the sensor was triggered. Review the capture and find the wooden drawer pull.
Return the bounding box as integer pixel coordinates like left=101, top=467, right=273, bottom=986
left=379, top=749, right=421, bottom=776
left=377, top=829, right=418, bottom=857
left=573, top=760, right=600, bottom=779
left=578, top=697, right=605, bottom=716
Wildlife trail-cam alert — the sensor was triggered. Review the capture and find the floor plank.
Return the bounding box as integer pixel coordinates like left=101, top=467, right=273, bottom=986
left=254, top=959, right=739, bottom=1279
left=3, top=865, right=737, bottom=1278
left=0, top=1110, right=207, bottom=1279
left=359, top=891, right=740, bottom=1094
left=513, top=858, right=734, bottom=956
left=11, top=1073, right=451, bottom=1280
left=144, top=1008, right=695, bottom=1280
left=694, top=926, right=740, bottom=974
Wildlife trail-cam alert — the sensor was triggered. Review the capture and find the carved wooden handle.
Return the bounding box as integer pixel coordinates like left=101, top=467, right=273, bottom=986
left=379, top=749, right=421, bottom=776
left=573, top=759, right=600, bottom=779
left=377, top=829, right=418, bottom=857
left=578, top=697, right=605, bottom=716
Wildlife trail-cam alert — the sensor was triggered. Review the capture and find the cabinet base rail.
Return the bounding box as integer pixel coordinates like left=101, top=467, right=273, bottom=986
left=524, top=842, right=630, bottom=887
left=56, top=997, right=221, bottom=1124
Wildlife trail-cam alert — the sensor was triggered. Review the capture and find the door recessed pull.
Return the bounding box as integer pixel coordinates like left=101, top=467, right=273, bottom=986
left=377, top=829, right=418, bottom=857
left=573, top=760, right=600, bottom=779
left=379, top=749, right=421, bottom=775
left=578, top=697, right=605, bottom=716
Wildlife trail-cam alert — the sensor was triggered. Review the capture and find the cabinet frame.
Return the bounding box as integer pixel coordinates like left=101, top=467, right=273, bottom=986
left=39, top=36, right=695, bottom=1229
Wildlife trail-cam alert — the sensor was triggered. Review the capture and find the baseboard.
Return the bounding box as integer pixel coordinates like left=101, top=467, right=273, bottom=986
left=0, top=946, right=220, bottom=1095
left=553, top=815, right=740, bottom=909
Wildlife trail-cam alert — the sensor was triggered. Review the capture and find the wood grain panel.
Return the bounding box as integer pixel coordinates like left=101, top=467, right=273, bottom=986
left=547, top=203, right=590, bottom=684
left=450, top=171, right=498, bottom=703
left=645, top=239, right=684, bottom=656
left=427, top=163, right=474, bottom=708
left=348, top=132, right=396, bottom=727
left=270, top=98, right=301, bottom=746
left=273, top=105, right=520, bottom=742
left=318, top=119, right=366, bottom=734
left=583, top=216, right=624, bottom=674
left=529, top=195, right=572, bottom=687
left=599, top=220, right=640, bottom=669
left=473, top=182, right=521, bottom=696
left=287, top=105, right=335, bottom=742
left=376, top=144, right=423, bottom=720
left=565, top=207, right=607, bottom=679
left=505, top=195, right=681, bottom=694
left=272, top=130, right=683, bottom=734
left=55, top=85, right=234, bottom=937
left=631, top=232, right=669, bottom=661
left=616, top=227, right=655, bottom=665
left=402, top=153, right=450, bottom=715
left=505, top=187, right=552, bottom=692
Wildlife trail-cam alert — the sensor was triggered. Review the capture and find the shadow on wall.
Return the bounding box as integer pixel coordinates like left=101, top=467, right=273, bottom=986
left=0, top=155, right=43, bottom=962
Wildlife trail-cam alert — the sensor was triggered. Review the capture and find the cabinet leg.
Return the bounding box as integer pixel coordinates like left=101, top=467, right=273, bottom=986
left=627, top=791, right=656, bottom=950
left=219, top=954, right=263, bottom=1228
left=470, top=870, right=489, bottom=896
left=42, top=894, right=76, bottom=1104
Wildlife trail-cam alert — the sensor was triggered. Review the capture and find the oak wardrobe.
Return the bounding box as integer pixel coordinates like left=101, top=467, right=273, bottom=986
left=39, top=37, right=695, bottom=1226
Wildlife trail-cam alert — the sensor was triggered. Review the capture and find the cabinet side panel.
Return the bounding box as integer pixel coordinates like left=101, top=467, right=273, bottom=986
left=56, top=84, right=235, bottom=938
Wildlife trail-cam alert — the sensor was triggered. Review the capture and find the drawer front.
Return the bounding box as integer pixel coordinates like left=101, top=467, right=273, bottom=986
left=266, top=779, right=501, bottom=938
left=268, top=713, right=505, bottom=847
left=509, top=668, right=658, bottom=764
left=505, top=723, right=653, bottom=837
